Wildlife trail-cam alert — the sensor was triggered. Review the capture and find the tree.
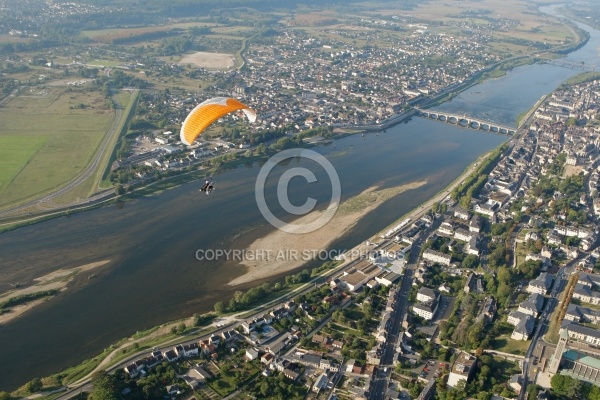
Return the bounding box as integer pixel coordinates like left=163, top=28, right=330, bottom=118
left=497, top=267, right=512, bottom=285
left=566, top=117, right=578, bottom=126
left=229, top=298, right=238, bottom=311
left=551, top=374, right=582, bottom=398
left=0, top=392, right=10, bottom=400
left=24, top=378, right=42, bottom=394
left=519, top=260, right=542, bottom=279
left=527, top=384, right=541, bottom=400
left=89, top=371, right=119, bottom=400
left=496, top=283, right=512, bottom=306
left=256, top=143, right=267, bottom=155
left=259, top=380, right=270, bottom=397
left=214, top=301, right=226, bottom=313
left=462, top=254, right=479, bottom=269
left=589, top=385, right=600, bottom=400
left=192, top=313, right=201, bottom=326
left=440, top=202, right=448, bottom=214
left=476, top=392, right=491, bottom=400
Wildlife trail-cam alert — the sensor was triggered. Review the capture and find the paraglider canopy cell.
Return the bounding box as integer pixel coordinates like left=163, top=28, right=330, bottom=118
left=180, top=97, right=257, bottom=145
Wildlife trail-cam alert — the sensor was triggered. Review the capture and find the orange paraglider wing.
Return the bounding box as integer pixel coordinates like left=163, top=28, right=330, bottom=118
left=180, top=97, right=257, bottom=145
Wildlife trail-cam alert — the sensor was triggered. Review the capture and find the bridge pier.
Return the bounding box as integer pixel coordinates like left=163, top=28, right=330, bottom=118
left=417, top=108, right=515, bottom=136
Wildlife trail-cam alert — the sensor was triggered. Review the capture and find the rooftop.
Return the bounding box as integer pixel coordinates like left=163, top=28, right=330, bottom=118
left=451, top=351, right=476, bottom=376
left=563, top=350, right=600, bottom=370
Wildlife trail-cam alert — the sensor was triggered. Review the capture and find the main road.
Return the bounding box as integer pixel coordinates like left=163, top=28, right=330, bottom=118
left=368, top=217, right=443, bottom=400
left=517, top=257, right=583, bottom=400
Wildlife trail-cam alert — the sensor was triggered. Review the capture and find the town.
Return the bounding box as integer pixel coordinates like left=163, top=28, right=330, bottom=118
left=67, top=77, right=600, bottom=400
left=2, top=1, right=600, bottom=400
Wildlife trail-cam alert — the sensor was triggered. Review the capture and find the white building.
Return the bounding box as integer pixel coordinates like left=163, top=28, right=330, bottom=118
left=526, top=272, right=554, bottom=295
left=511, top=315, right=535, bottom=341
left=412, top=299, right=439, bottom=321
left=447, top=352, right=477, bottom=388
left=246, top=348, right=259, bottom=360
left=507, top=310, right=529, bottom=326
left=416, top=287, right=439, bottom=303
left=563, top=322, right=600, bottom=346
left=422, top=249, right=451, bottom=266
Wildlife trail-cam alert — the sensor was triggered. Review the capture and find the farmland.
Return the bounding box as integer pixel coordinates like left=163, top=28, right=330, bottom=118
left=0, top=136, right=47, bottom=192
left=0, top=86, right=114, bottom=208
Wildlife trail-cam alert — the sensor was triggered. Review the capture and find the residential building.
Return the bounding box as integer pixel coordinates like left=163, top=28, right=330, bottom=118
left=563, top=321, right=600, bottom=346
left=477, top=296, right=496, bottom=325
left=507, top=310, right=530, bottom=326
left=246, top=348, right=259, bottom=361
left=473, top=202, right=497, bottom=219
left=299, top=353, right=322, bottom=368
left=511, top=315, right=535, bottom=340
left=518, top=293, right=544, bottom=317
left=423, top=249, right=452, bottom=266
left=469, top=215, right=482, bottom=233
left=283, top=368, right=300, bottom=381
left=454, top=228, right=473, bottom=242
left=466, top=236, right=480, bottom=256
left=175, top=343, right=199, bottom=358
left=412, top=298, right=439, bottom=321
left=464, top=273, right=475, bottom=293
left=438, top=222, right=455, bottom=236
left=572, top=283, right=600, bottom=305
left=313, top=374, right=329, bottom=393
left=527, top=272, right=554, bottom=295
left=565, top=303, right=600, bottom=324
left=509, top=375, right=522, bottom=393
left=454, top=208, right=470, bottom=221
left=447, top=351, right=477, bottom=388
left=416, top=287, right=439, bottom=303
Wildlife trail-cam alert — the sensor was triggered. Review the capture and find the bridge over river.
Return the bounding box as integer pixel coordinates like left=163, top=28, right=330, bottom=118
left=416, top=108, right=516, bottom=135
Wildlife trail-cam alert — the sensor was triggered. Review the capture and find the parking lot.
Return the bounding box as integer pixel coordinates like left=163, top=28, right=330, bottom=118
left=417, top=359, right=441, bottom=381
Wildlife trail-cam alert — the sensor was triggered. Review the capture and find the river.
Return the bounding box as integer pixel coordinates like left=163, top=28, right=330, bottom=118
left=436, top=5, right=600, bottom=127
left=0, top=4, right=599, bottom=392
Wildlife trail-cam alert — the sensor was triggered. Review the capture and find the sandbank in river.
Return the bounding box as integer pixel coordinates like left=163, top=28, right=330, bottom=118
left=228, top=180, right=427, bottom=286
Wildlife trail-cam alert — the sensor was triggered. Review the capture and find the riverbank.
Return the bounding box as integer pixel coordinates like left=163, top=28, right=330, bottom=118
left=228, top=180, right=428, bottom=286
left=0, top=122, right=398, bottom=235
left=13, top=135, right=509, bottom=397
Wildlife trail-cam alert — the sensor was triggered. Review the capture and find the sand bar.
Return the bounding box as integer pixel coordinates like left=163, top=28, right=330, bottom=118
left=0, top=260, right=111, bottom=324
left=227, top=180, right=427, bottom=286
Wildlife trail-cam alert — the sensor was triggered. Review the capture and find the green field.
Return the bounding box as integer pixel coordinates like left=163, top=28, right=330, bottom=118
left=0, top=136, right=47, bottom=191
left=0, top=35, right=34, bottom=44
left=492, top=334, right=531, bottom=355
left=0, top=88, right=114, bottom=208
